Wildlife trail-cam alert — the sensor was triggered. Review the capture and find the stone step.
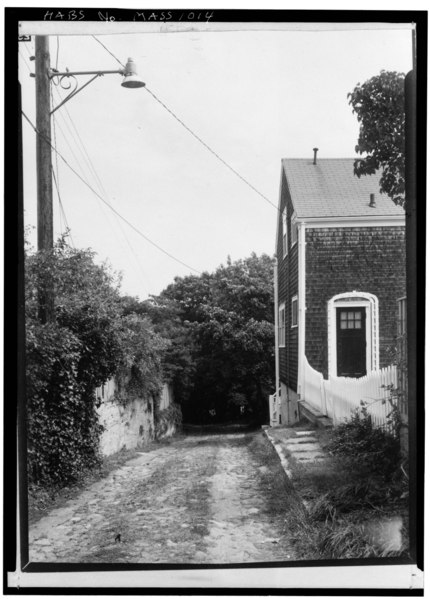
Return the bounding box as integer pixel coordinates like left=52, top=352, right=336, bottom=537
left=285, top=442, right=321, bottom=452
left=284, top=437, right=316, bottom=444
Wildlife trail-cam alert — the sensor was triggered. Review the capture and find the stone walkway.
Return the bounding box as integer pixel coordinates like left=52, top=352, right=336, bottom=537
left=29, top=431, right=296, bottom=564
left=263, top=425, right=327, bottom=478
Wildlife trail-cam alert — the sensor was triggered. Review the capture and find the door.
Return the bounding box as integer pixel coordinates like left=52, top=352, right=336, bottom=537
left=336, top=307, right=366, bottom=377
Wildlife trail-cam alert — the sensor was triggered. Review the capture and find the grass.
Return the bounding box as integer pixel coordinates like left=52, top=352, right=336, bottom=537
left=278, top=421, right=410, bottom=561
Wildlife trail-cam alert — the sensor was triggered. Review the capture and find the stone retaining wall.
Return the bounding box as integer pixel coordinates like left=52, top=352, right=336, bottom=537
left=96, top=380, right=179, bottom=456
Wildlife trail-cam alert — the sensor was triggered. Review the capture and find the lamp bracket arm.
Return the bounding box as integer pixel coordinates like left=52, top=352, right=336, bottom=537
left=50, top=73, right=103, bottom=114
left=49, top=68, right=124, bottom=78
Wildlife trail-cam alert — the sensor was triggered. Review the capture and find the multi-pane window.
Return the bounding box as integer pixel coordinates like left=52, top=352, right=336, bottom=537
left=339, top=310, right=362, bottom=329
left=282, top=208, right=288, bottom=257
left=291, top=295, right=298, bottom=328
left=278, top=303, right=286, bottom=346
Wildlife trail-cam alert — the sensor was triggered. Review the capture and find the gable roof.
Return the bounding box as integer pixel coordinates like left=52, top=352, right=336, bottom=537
left=281, top=158, right=405, bottom=219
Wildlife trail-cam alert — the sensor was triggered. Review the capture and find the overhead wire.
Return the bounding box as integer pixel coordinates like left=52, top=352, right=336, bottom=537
left=19, top=50, right=32, bottom=74
left=52, top=80, right=151, bottom=292
left=52, top=169, right=75, bottom=247
left=20, top=45, right=76, bottom=246
left=50, top=35, right=150, bottom=291
left=144, top=86, right=279, bottom=212
left=92, top=35, right=125, bottom=68
left=56, top=35, right=60, bottom=71
left=51, top=89, right=120, bottom=235
left=22, top=110, right=202, bottom=276
left=91, top=36, right=279, bottom=213
left=50, top=84, right=75, bottom=247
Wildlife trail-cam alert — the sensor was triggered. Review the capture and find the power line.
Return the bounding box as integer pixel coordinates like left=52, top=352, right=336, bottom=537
left=54, top=90, right=113, bottom=202
left=52, top=169, right=75, bottom=247
left=92, top=37, right=279, bottom=213
left=55, top=35, right=60, bottom=71
left=50, top=105, right=93, bottom=186
left=144, top=86, right=279, bottom=212
left=92, top=36, right=125, bottom=68
left=22, top=110, right=202, bottom=276
left=51, top=85, right=73, bottom=244
left=51, top=88, right=151, bottom=292
left=19, top=50, right=32, bottom=74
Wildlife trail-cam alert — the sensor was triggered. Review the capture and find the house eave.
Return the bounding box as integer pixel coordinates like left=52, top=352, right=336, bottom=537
left=295, top=214, right=405, bottom=228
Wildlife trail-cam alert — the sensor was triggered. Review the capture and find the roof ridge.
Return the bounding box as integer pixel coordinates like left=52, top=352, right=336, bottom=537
left=281, top=157, right=358, bottom=161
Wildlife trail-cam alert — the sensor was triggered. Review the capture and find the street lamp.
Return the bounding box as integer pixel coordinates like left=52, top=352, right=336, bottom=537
left=47, top=57, right=146, bottom=114
left=33, top=36, right=145, bottom=322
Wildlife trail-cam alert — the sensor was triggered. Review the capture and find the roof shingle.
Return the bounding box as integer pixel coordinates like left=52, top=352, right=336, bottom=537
left=282, top=159, right=405, bottom=219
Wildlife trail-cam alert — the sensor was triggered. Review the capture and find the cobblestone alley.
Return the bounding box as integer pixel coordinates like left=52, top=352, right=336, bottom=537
left=29, top=430, right=298, bottom=564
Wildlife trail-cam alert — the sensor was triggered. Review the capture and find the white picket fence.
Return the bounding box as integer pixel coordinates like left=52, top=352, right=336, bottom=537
left=302, top=357, right=398, bottom=431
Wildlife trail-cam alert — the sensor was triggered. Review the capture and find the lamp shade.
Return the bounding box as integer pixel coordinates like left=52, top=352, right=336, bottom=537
left=121, top=57, right=146, bottom=89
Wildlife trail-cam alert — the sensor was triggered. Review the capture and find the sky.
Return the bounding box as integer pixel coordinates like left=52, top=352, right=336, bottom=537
left=19, top=18, right=413, bottom=300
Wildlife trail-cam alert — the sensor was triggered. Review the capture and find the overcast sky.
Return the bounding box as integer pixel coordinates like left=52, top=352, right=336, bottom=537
left=19, top=20, right=413, bottom=299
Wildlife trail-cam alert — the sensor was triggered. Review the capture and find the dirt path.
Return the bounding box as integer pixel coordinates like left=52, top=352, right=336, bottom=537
left=29, top=430, right=297, bottom=564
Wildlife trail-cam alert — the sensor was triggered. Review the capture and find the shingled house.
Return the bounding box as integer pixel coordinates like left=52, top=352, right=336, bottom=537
left=272, top=150, right=406, bottom=426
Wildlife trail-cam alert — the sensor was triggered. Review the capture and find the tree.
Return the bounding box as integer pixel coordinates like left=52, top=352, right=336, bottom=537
left=348, top=70, right=405, bottom=206
left=25, top=236, right=166, bottom=486
left=152, top=253, right=275, bottom=424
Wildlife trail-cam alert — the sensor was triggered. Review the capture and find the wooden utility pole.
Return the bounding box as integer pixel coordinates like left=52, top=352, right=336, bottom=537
left=35, top=35, right=54, bottom=322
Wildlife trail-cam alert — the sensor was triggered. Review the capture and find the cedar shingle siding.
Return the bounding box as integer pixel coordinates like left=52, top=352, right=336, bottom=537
left=277, top=172, right=299, bottom=391
left=305, top=226, right=406, bottom=378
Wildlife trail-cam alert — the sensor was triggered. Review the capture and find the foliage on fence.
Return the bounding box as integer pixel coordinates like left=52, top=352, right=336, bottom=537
left=26, top=236, right=167, bottom=487
left=327, top=403, right=402, bottom=481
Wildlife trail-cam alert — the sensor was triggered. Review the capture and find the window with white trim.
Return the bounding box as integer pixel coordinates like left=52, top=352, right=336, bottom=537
left=282, top=208, right=288, bottom=257
left=278, top=303, right=286, bottom=347
left=291, top=295, right=298, bottom=328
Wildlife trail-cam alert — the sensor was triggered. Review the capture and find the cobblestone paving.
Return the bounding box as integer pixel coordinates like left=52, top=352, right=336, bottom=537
left=29, top=431, right=296, bottom=564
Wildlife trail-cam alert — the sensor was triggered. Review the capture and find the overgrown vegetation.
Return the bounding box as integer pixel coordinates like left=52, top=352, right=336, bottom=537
left=26, top=235, right=167, bottom=489
left=287, top=404, right=409, bottom=560
left=154, top=403, right=183, bottom=439
left=328, top=402, right=402, bottom=481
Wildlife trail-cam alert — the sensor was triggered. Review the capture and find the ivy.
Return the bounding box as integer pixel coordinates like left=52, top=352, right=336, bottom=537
left=25, top=235, right=168, bottom=487
left=154, top=403, right=183, bottom=439
left=114, top=313, right=168, bottom=408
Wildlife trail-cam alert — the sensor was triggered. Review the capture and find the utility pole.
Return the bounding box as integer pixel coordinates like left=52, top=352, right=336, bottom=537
left=32, top=40, right=144, bottom=322
left=35, top=35, right=54, bottom=322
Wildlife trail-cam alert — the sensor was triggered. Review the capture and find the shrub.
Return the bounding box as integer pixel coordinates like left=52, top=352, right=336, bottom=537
left=327, top=404, right=401, bottom=480
left=25, top=237, right=167, bottom=487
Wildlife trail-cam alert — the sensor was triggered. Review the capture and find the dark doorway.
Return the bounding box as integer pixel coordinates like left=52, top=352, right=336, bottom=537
left=336, top=307, right=366, bottom=377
